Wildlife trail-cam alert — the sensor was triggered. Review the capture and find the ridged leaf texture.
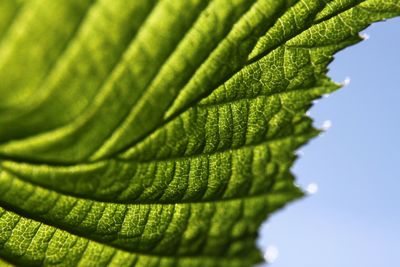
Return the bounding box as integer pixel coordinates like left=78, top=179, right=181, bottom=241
left=0, top=0, right=399, bottom=266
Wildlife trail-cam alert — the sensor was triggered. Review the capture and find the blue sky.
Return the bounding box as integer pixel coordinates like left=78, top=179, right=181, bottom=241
left=258, top=17, right=400, bottom=267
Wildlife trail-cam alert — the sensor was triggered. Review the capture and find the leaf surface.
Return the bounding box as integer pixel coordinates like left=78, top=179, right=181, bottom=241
left=0, top=0, right=399, bottom=266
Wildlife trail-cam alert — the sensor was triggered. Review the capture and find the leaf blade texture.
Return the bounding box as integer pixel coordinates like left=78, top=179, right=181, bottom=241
left=0, top=0, right=399, bottom=266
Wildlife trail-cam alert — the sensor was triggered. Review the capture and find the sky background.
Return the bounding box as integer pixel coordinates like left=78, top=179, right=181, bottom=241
left=258, top=17, right=400, bottom=267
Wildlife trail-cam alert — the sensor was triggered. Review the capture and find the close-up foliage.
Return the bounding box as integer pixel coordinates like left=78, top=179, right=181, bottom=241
left=0, top=0, right=399, bottom=266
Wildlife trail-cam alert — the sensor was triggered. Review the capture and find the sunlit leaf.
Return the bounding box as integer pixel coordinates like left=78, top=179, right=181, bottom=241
left=0, top=0, right=398, bottom=266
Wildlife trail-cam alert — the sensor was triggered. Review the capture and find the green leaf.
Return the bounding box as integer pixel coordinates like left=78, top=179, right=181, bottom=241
left=0, top=0, right=398, bottom=266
